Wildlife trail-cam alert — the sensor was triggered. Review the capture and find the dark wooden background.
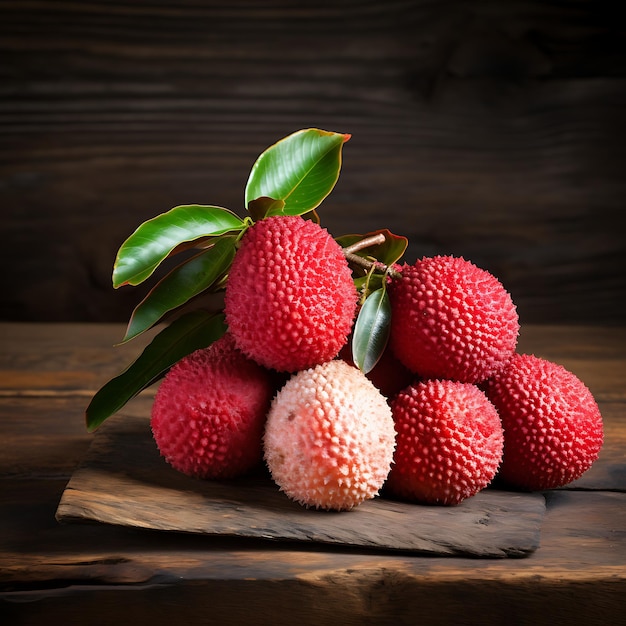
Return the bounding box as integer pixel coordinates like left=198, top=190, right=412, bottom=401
left=2, top=1, right=625, bottom=325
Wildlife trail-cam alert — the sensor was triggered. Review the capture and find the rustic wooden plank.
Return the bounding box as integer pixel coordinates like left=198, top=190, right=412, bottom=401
left=0, top=396, right=152, bottom=479
left=55, top=413, right=545, bottom=558
left=2, top=575, right=624, bottom=626
left=0, top=321, right=624, bottom=623
left=0, top=323, right=160, bottom=393
left=1, top=480, right=625, bottom=625
left=4, top=482, right=625, bottom=584
left=1, top=2, right=624, bottom=324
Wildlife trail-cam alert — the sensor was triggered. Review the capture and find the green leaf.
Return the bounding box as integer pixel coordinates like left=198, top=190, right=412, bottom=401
left=113, top=205, right=245, bottom=288
left=245, top=128, right=350, bottom=216
left=85, top=310, right=227, bottom=431
left=352, top=288, right=392, bottom=374
left=122, top=235, right=237, bottom=343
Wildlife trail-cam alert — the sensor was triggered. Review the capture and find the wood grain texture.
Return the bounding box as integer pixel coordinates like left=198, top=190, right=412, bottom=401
left=0, top=322, right=160, bottom=393
left=3, top=321, right=626, bottom=395
left=55, top=413, right=545, bottom=558
left=1, top=2, right=625, bottom=324
left=0, top=323, right=625, bottom=625
left=2, top=481, right=625, bottom=625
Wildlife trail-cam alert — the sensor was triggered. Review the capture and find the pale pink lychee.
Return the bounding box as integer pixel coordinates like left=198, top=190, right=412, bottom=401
left=263, top=359, right=396, bottom=510
left=484, top=353, right=603, bottom=490
left=386, top=379, right=504, bottom=505
left=151, top=333, right=274, bottom=479
left=224, top=215, right=357, bottom=372
left=388, top=256, right=519, bottom=383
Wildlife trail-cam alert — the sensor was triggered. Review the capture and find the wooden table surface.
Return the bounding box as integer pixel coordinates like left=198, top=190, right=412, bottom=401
left=1, top=323, right=625, bottom=625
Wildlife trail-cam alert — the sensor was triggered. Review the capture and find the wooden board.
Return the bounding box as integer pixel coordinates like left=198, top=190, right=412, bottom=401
left=56, top=414, right=545, bottom=558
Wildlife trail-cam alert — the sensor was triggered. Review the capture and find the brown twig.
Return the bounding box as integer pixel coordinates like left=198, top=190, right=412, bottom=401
left=342, top=233, right=386, bottom=255
left=342, top=234, right=401, bottom=278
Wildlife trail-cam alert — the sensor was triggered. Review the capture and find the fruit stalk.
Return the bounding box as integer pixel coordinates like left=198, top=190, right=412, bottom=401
left=342, top=233, right=401, bottom=278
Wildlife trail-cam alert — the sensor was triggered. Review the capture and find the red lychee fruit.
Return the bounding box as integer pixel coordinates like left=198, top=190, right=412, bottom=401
left=151, top=333, right=274, bottom=479
left=388, top=256, right=519, bottom=383
left=386, top=379, right=504, bottom=505
left=224, top=215, right=357, bottom=372
left=484, top=353, right=603, bottom=491
left=263, top=359, right=396, bottom=510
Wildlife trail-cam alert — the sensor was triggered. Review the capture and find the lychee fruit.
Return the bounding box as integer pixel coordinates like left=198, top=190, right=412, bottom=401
left=388, top=256, right=519, bottom=383
left=386, top=379, right=504, bottom=505
left=151, top=333, right=275, bottom=479
left=484, top=353, right=603, bottom=491
left=263, top=359, right=396, bottom=510
left=224, top=215, right=357, bottom=372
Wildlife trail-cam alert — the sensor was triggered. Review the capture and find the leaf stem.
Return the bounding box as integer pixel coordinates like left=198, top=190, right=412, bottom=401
left=342, top=233, right=402, bottom=279
left=342, top=233, right=386, bottom=255
left=344, top=252, right=383, bottom=272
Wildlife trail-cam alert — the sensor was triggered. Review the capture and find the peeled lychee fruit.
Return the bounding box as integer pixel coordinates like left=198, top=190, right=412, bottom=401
left=224, top=215, right=357, bottom=372
left=263, top=359, right=396, bottom=510
left=386, top=379, right=504, bottom=505
left=151, top=333, right=274, bottom=479
left=484, top=353, right=603, bottom=491
left=388, top=256, right=519, bottom=383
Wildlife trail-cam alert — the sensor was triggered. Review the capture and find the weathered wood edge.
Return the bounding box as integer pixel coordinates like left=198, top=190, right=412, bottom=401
left=55, top=413, right=546, bottom=558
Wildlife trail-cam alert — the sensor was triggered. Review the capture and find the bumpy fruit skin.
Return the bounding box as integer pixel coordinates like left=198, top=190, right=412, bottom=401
left=224, top=215, right=357, bottom=372
left=386, top=379, right=504, bottom=505
left=263, top=359, right=396, bottom=510
left=151, top=333, right=274, bottom=479
left=484, top=353, right=603, bottom=491
left=388, top=256, right=519, bottom=383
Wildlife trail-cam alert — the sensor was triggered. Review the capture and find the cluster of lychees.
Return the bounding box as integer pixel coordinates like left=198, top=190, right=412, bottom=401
left=151, top=214, right=604, bottom=510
